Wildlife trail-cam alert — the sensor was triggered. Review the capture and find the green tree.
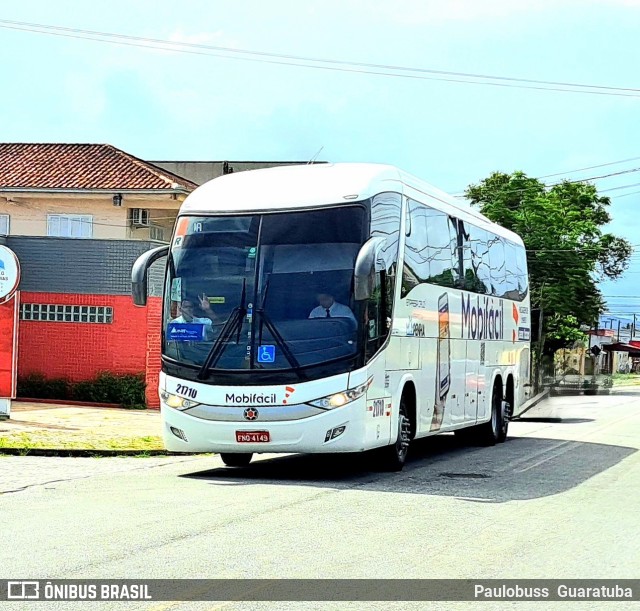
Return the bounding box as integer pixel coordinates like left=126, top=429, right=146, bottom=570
left=465, top=171, right=632, bottom=353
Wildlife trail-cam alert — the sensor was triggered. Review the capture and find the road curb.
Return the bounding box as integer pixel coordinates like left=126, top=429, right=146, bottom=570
left=0, top=448, right=199, bottom=457
left=512, top=389, right=550, bottom=420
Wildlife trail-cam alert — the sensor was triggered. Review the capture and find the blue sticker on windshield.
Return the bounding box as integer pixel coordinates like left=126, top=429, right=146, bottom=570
left=257, top=345, right=276, bottom=363
left=167, top=323, right=206, bottom=342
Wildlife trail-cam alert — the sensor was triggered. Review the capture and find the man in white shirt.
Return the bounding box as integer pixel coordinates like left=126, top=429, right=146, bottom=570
left=172, top=294, right=219, bottom=326
left=308, top=291, right=356, bottom=322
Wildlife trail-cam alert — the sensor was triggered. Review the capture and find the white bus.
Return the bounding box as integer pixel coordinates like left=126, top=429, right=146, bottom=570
left=132, top=163, right=531, bottom=471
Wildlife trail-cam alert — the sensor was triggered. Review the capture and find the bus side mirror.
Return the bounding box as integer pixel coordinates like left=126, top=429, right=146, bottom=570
left=354, top=237, right=385, bottom=300
left=131, top=245, right=169, bottom=306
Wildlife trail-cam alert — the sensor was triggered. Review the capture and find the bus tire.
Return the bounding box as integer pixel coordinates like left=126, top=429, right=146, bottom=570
left=376, top=394, right=411, bottom=471
left=220, top=453, right=253, bottom=467
left=497, top=399, right=510, bottom=443
left=462, top=381, right=511, bottom=446
left=475, top=383, right=505, bottom=446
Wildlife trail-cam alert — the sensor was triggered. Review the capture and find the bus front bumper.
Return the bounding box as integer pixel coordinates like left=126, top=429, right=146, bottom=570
left=161, top=403, right=367, bottom=454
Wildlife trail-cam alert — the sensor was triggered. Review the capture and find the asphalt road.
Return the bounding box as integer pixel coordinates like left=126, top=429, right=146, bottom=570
left=1, top=389, right=639, bottom=610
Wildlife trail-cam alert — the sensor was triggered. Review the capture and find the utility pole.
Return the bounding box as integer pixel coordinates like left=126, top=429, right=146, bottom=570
left=633, top=314, right=636, bottom=341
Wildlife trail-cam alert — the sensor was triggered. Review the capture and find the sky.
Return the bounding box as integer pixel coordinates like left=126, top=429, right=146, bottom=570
left=1, top=0, right=640, bottom=319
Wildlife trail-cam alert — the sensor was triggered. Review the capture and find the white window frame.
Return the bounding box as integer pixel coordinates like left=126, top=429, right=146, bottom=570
left=47, top=214, right=93, bottom=238
left=0, top=214, right=9, bottom=235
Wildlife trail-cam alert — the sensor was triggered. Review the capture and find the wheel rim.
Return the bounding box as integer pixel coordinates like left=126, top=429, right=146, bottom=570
left=491, top=393, right=500, bottom=436
left=396, top=404, right=411, bottom=460
left=501, top=401, right=510, bottom=436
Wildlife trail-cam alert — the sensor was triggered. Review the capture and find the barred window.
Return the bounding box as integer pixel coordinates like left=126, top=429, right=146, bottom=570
left=20, top=304, right=113, bottom=323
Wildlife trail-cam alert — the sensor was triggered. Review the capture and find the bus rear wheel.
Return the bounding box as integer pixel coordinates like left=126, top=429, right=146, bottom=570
left=476, top=384, right=506, bottom=446
left=459, top=383, right=507, bottom=447
left=220, top=453, right=253, bottom=467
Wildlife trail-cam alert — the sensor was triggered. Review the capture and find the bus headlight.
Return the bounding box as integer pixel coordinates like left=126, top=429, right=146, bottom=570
left=160, top=391, right=200, bottom=410
left=308, top=378, right=372, bottom=409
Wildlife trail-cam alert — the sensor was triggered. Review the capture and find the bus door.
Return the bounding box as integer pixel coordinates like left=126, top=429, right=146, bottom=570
left=363, top=282, right=396, bottom=448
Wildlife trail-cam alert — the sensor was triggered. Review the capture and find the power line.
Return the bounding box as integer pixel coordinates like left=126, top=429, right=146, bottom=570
left=537, top=155, right=640, bottom=179
left=611, top=189, right=640, bottom=199
left=599, top=182, right=640, bottom=194
left=1, top=18, right=640, bottom=98
left=455, top=167, right=640, bottom=198
left=449, top=154, right=640, bottom=194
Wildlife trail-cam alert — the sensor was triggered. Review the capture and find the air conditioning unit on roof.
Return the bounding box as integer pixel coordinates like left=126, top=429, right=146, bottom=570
left=130, top=208, right=150, bottom=227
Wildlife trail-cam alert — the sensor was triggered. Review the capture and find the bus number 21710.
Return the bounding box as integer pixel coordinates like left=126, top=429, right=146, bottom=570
left=176, top=385, right=198, bottom=399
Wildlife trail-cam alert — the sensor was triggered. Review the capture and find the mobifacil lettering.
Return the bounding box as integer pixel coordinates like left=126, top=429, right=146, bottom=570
left=226, top=393, right=277, bottom=405
left=462, top=294, right=504, bottom=340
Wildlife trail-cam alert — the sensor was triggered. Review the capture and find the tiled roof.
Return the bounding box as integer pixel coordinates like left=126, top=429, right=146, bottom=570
left=0, top=143, right=198, bottom=191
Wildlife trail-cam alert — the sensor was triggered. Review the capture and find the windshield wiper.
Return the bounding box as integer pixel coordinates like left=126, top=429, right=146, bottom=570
left=254, top=275, right=306, bottom=379
left=197, top=279, right=247, bottom=380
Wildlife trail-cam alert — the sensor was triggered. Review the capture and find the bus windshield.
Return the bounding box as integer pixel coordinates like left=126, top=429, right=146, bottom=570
left=163, top=206, right=367, bottom=374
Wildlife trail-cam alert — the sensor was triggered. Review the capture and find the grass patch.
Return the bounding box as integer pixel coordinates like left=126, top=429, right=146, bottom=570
left=612, top=373, right=640, bottom=386
left=0, top=431, right=164, bottom=452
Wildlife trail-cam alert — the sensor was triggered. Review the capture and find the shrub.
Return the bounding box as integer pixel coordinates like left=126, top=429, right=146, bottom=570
left=72, top=372, right=146, bottom=408
left=18, top=373, right=72, bottom=400
left=18, top=372, right=146, bottom=409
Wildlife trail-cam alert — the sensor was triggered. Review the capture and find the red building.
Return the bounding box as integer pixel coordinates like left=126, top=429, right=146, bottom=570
left=0, top=144, right=197, bottom=408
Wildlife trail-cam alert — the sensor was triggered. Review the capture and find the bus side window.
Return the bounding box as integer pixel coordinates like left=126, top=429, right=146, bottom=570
left=401, top=199, right=429, bottom=297
left=503, top=240, right=520, bottom=299
left=423, top=207, right=456, bottom=288
left=365, top=272, right=383, bottom=360
left=365, top=259, right=396, bottom=361
left=457, top=221, right=480, bottom=292
left=515, top=243, right=529, bottom=299
left=469, top=226, right=490, bottom=294
left=367, top=192, right=401, bottom=362
left=488, top=235, right=507, bottom=298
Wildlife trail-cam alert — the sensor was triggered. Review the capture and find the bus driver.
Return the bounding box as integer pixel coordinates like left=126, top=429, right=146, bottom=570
left=308, top=291, right=356, bottom=323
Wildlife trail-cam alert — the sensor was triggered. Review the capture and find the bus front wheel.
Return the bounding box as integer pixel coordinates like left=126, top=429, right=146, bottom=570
left=220, top=453, right=253, bottom=467
left=376, top=395, right=411, bottom=471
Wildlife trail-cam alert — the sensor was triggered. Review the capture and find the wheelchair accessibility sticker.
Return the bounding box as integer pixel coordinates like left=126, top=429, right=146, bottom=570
left=257, top=345, right=276, bottom=363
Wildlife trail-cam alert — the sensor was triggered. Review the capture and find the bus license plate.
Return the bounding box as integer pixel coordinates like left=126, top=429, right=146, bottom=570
left=236, top=431, right=270, bottom=443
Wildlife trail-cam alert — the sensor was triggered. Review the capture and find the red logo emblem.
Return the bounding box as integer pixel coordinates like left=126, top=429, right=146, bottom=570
left=283, top=386, right=296, bottom=405
left=243, top=408, right=258, bottom=421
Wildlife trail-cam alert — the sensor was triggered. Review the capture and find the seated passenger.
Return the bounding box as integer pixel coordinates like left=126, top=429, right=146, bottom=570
left=172, top=294, right=220, bottom=325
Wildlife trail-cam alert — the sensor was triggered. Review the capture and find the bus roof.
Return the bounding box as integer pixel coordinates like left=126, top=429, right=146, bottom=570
left=179, top=163, right=523, bottom=245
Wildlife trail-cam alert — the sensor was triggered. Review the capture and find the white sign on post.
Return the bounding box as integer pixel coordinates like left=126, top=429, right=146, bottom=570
left=0, top=245, right=20, bottom=304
